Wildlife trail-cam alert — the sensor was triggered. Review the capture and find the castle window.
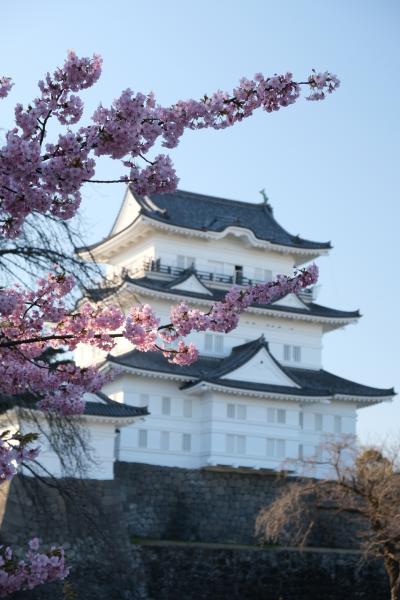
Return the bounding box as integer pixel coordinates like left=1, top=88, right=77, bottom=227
left=215, top=335, right=224, bottom=354
left=334, top=415, right=342, bottom=434
left=254, top=268, right=272, bottom=283
left=227, top=404, right=236, bottom=419
left=298, top=444, right=304, bottom=460
left=283, top=345, right=302, bottom=363
left=277, top=409, right=286, bottom=424
left=266, top=438, right=285, bottom=458
left=226, top=434, right=246, bottom=455
left=183, top=398, right=192, bottom=418
left=315, top=414, right=323, bottom=432
left=299, top=411, right=304, bottom=429
left=237, top=404, right=247, bottom=420
left=267, top=407, right=286, bottom=424
left=226, top=434, right=235, bottom=454
left=182, top=433, right=191, bottom=452
left=177, top=255, right=195, bottom=269
left=162, top=396, right=171, bottom=416
left=138, top=429, right=148, bottom=449
left=293, top=346, right=301, bottom=362
left=204, top=333, right=224, bottom=354
left=237, top=435, right=246, bottom=454
left=227, top=403, right=247, bottom=420
left=234, top=265, right=243, bottom=284
left=267, top=407, right=275, bottom=423
left=160, top=431, right=170, bottom=451
left=205, top=334, right=213, bottom=352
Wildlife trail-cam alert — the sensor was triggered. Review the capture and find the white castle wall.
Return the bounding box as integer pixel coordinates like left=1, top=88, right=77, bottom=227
left=75, top=290, right=324, bottom=371
left=32, top=420, right=118, bottom=479
left=108, top=230, right=296, bottom=280
left=102, top=374, right=357, bottom=477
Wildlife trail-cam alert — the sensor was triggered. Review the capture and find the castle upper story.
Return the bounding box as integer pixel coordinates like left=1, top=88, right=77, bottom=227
left=77, top=187, right=358, bottom=371
left=80, top=187, right=331, bottom=276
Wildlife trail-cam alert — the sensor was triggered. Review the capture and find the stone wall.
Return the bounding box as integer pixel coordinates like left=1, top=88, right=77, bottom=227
left=16, top=543, right=388, bottom=600
left=114, top=461, right=362, bottom=548
left=0, top=462, right=385, bottom=600
left=134, top=543, right=388, bottom=600
left=0, top=474, right=126, bottom=547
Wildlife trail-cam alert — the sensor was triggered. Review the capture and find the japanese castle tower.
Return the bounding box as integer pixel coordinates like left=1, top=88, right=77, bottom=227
left=75, top=187, right=394, bottom=477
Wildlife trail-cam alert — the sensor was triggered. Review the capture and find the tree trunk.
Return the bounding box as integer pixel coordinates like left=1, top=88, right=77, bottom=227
left=383, top=556, right=400, bottom=600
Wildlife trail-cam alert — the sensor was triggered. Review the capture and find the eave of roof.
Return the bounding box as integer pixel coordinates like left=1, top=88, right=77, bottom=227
left=76, top=188, right=332, bottom=259
left=136, top=189, right=332, bottom=251
left=105, top=339, right=395, bottom=405
left=0, top=391, right=148, bottom=421
left=86, top=273, right=360, bottom=326
left=84, top=391, right=149, bottom=419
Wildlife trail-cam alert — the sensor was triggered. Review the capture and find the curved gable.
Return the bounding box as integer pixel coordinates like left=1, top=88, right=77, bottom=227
left=170, top=274, right=213, bottom=296
left=221, top=346, right=299, bottom=387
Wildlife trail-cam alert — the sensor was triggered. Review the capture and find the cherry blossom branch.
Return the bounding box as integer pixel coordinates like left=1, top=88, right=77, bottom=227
left=0, top=265, right=318, bottom=413
left=0, top=52, right=339, bottom=237
left=0, top=538, right=69, bottom=597
left=0, top=55, right=338, bottom=598
left=0, top=430, right=40, bottom=482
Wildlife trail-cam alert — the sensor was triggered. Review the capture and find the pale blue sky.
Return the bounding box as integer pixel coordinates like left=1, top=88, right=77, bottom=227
left=1, top=0, right=399, bottom=441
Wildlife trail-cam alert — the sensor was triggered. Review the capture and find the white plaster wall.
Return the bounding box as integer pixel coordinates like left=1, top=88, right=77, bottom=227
left=105, top=240, right=155, bottom=276
left=101, top=372, right=357, bottom=477
left=19, top=416, right=120, bottom=480
left=77, top=289, right=324, bottom=370
left=75, top=306, right=323, bottom=370
left=98, top=228, right=296, bottom=279
left=151, top=233, right=295, bottom=279
left=140, top=295, right=323, bottom=368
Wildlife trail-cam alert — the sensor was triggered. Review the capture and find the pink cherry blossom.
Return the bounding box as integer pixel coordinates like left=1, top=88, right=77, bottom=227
left=0, top=431, right=40, bottom=483
left=0, top=539, right=69, bottom=597
left=0, top=264, right=318, bottom=427
left=0, top=52, right=339, bottom=237
left=0, top=77, right=13, bottom=99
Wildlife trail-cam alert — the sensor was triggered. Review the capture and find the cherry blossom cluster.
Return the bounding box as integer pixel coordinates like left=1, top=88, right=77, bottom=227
left=161, top=264, right=319, bottom=363
left=0, top=538, right=69, bottom=597
left=0, top=265, right=318, bottom=417
left=0, top=77, right=12, bottom=99
left=0, top=273, right=108, bottom=416
left=124, top=304, right=160, bottom=350
left=0, top=430, right=40, bottom=482
left=306, top=70, right=340, bottom=101
left=0, top=51, right=339, bottom=237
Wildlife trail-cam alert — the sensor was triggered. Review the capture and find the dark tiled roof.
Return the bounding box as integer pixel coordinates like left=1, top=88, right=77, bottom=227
left=86, top=284, right=124, bottom=303
left=108, top=350, right=220, bottom=379
left=285, top=368, right=395, bottom=398
left=135, top=189, right=331, bottom=250
left=84, top=392, right=149, bottom=418
left=108, top=337, right=394, bottom=400
left=192, top=374, right=394, bottom=399
left=0, top=391, right=148, bottom=419
left=87, top=272, right=360, bottom=321
left=192, top=378, right=326, bottom=397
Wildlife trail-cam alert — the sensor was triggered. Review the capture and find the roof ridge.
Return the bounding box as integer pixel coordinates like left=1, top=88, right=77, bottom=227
left=164, top=188, right=266, bottom=209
